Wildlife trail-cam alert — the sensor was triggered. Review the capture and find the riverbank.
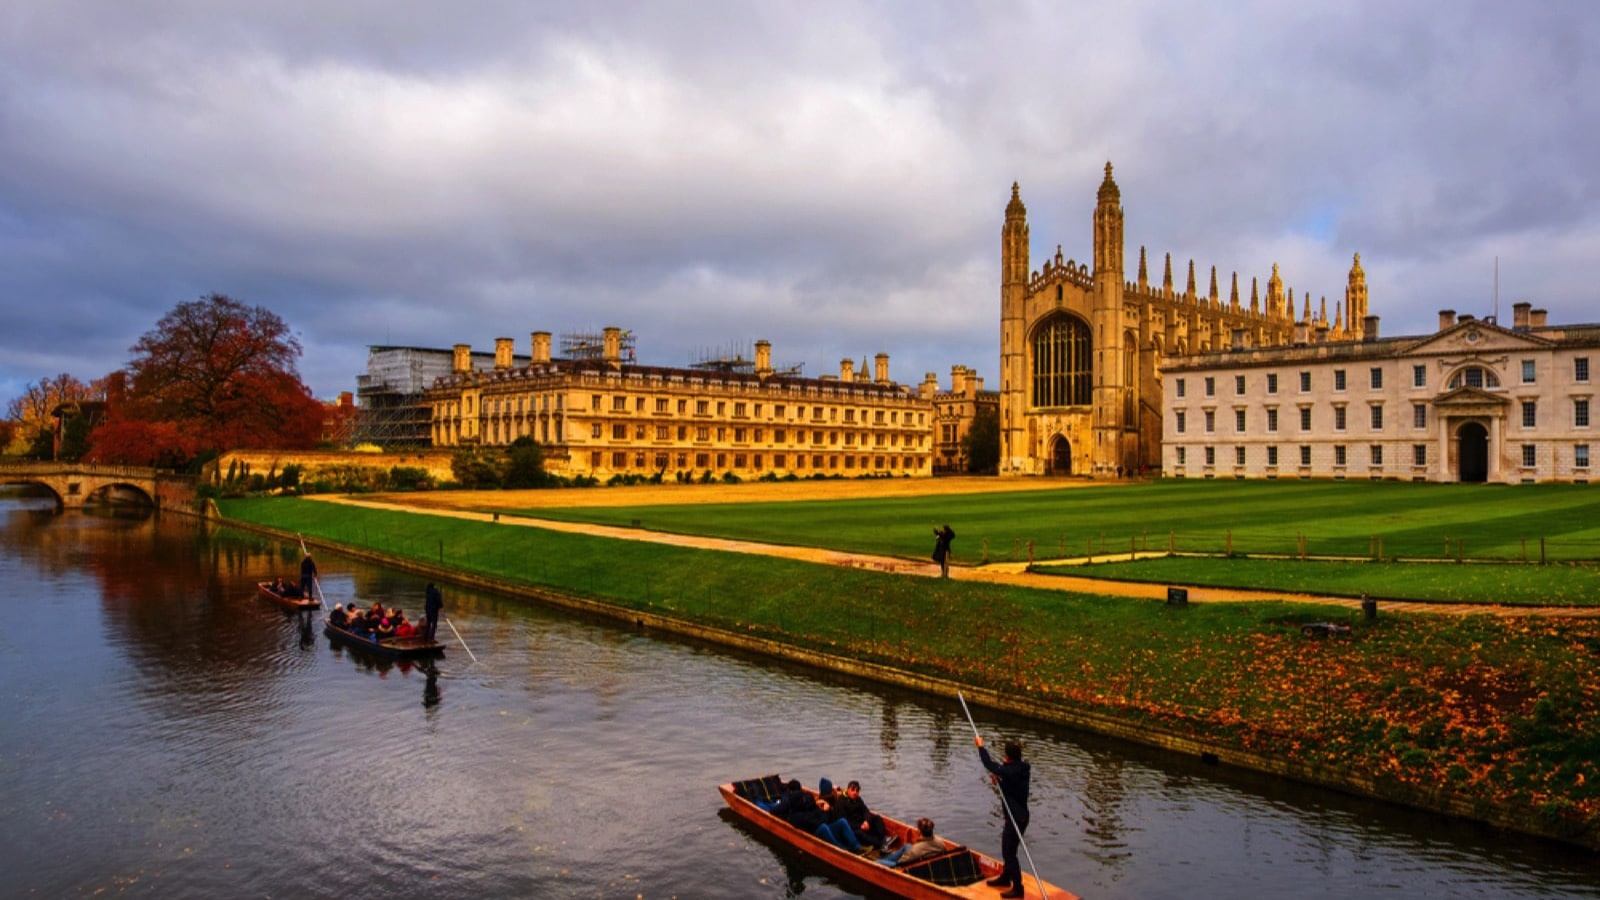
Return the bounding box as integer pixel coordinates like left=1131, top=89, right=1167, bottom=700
left=214, top=495, right=1600, bottom=850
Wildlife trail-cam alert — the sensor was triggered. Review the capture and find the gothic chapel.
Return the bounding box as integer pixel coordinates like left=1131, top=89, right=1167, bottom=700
left=999, top=163, right=1370, bottom=476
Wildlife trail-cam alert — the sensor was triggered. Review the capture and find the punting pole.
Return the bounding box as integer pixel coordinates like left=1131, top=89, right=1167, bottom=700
left=444, top=617, right=478, bottom=664
left=958, top=690, right=1048, bottom=900
left=297, top=534, right=328, bottom=611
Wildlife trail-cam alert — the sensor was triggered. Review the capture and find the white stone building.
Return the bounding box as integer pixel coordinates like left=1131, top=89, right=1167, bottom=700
left=1162, top=304, right=1597, bottom=483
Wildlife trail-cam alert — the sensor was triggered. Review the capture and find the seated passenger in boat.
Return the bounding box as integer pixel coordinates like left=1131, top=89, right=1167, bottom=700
left=328, top=604, right=349, bottom=627
left=394, top=609, right=416, bottom=638
left=836, top=779, right=891, bottom=852
left=877, top=817, right=946, bottom=868
left=814, top=778, right=865, bottom=852
left=374, top=611, right=397, bottom=640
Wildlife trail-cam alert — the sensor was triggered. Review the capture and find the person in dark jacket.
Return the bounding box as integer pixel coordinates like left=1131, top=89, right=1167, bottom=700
left=932, top=524, right=955, bottom=578
left=424, top=582, right=444, bottom=641
left=299, top=552, right=318, bottom=601
left=976, top=735, right=1030, bottom=898
left=834, top=780, right=890, bottom=852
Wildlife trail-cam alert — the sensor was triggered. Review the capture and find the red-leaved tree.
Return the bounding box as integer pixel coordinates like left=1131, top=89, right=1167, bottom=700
left=89, top=294, right=324, bottom=465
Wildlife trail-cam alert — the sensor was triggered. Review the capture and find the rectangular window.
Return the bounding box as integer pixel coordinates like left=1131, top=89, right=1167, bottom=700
left=1175, top=378, right=1186, bottom=399
left=1204, top=446, right=1215, bottom=466
left=1266, top=408, right=1278, bottom=432
left=1175, top=411, right=1186, bottom=434
left=1577, top=399, right=1590, bottom=428
left=1235, top=375, right=1246, bottom=395
left=677, top=399, right=687, bottom=414
left=1235, top=446, right=1246, bottom=466
left=1414, top=444, right=1427, bottom=466
left=591, top=394, right=602, bottom=411
left=696, top=400, right=709, bottom=415
left=1204, top=410, right=1215, bottom=433
left=1235, top=409, right=1246, bottom=432
left=590, top=423, right=601, bottom=438
left=1335, top=407, right=1347, bottom=431
left=1413, top=404, right=1427, bottom=428
left=1370, top=405, right=1384, bottom=430
left=1334, top=369, right=1347, bottom=391
left=1266, top=373, right=1278, bottom=394
left=612, top=424, right=627, bottom=439
left=1522, top=401, right=1537, bottom=428
left=734, top=402, right=747, bottom=417
left=613, top=395, right=628, bottom=411
left=655, top=398, right=668, bottom=413
left=1176, top=446, right=1186, bottom=465
left=1299, top=407, right=1312, bottom=431
left=655, top=425, right=669, bottom=440
left=1577, top=358, right=1590, bottom=382
left=1522, top=444, right=1537, bottom=467
left=611, top=451, right=626, bottom=467
left=1204, top=376, right=1215, bottom=397
left=1577, top=444, right=1590, bottom=469
left=1335, top=445, right=1347, bottom=467
left=1299, top=371, right=1311, bottom=392
left=1413, top=364, right=1426, bottom=388
left=1370, top=367, right=1383, bottom=389
left=1522, top=360, right=1536, bottom=383
left=1267, top=445, right=1278, bottom=466
left=1370, top=445, right=1383, bottom=467
left=1300, top=445, right=1311, bottom=466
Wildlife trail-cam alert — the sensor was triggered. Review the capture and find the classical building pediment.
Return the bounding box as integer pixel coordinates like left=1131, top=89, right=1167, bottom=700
left=1431, top=385, right=1509, bottom=415
left=1405, top=319, right=1553, bottom=356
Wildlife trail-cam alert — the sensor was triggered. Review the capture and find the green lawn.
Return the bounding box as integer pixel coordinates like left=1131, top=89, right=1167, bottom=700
left=507, top=479, right=1600, bottom=564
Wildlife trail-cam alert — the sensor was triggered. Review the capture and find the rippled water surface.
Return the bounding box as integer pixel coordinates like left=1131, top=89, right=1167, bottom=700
left=1, top=495, right=1597, bottom=899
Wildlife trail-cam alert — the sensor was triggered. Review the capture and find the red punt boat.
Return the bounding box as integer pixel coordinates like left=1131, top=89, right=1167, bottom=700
left=719, top=775, right=1077, bottom=900
left=257, top=580, right=319, bottom=612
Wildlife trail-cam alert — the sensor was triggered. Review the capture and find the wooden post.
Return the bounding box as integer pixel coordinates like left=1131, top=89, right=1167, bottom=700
left=1541, top=537, right=1546, bottom=565
left=1027, top=540, right=1034, bottom=565
left=1226, top=530, right=1232, bottom=555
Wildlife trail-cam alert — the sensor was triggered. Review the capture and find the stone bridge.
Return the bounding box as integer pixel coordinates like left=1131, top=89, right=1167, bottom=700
left=0, top=461, right=197, bottom=512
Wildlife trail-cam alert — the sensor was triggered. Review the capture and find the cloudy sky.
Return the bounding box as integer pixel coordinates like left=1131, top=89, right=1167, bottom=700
left=3, top=1, right=1597, bottom=408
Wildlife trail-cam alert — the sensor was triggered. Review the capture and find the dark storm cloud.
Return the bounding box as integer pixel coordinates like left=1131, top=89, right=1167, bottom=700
left=2, top=0, right=1596, bottom=411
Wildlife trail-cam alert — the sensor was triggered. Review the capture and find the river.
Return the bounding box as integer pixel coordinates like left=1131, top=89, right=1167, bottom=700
left=1, top=493, right=1596, bottom=899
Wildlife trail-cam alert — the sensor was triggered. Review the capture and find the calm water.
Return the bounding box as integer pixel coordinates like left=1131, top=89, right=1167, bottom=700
left=1, top=493, right=1597, bottom=900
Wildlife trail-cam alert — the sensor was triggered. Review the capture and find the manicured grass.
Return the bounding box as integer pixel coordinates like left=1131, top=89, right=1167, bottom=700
left=508, top=479, right=1600, bottom=564
left=219, top=495, right=1600, bottom=845
left=1039, top=556, right=1600, bottom=606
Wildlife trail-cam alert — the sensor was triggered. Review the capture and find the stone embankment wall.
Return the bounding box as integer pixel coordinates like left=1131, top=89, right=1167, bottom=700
left=210, top=450, right=457, bottom=486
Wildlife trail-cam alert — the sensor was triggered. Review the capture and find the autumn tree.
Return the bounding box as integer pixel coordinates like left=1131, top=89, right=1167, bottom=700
left=93, top=294, right=324, bottom=464
left=962, top=406, right=1000, bottom=474
left=4, top=373, right=96, bottom=458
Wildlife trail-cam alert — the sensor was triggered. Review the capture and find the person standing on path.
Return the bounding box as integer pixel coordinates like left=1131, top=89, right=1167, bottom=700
left=976, top=735, right=1029, bottom=898
left=932, top=524, right=955, bottom=578
left=424, top=582, right=443, bottom=642
left=299, top=552, right=318, bottom=601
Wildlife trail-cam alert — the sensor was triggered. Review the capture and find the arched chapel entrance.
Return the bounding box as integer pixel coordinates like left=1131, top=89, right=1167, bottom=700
left=1457, top=422, right=1488, bottom=483
left=1049, top=436, right=1072, bottom=475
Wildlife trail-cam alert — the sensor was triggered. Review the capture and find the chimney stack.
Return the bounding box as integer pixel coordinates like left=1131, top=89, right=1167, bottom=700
left=1512, top=302, right=1531, bottom=329
left=532, top=331, right=552, bottom=364
left=919, top=372, right=938, bottom=400
left=755, top=340, right=773, bottom=377
left=874, top=353, right=889, bottom=385
left=1438, top=309, right=1455, bottom=331
left=452, top=343, right=471, bottom=374
left=1530, top=308, right=1547, bottom=328
left=494, top=337, right=513, bottom=370
left=603, top=326, right=621, bottom=367
left=951, top=365, right=968, bottom=395
left=840, top=358, right=854, bottom=382
left=1363, top=315, right=1380, bottom=341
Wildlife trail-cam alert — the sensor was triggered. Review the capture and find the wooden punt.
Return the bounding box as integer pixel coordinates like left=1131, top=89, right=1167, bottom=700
left=719, top=775, right=1076, bottom=900
left=257, top=580, right=319, bottom=612
left=322, top=619, right=445, bottom=659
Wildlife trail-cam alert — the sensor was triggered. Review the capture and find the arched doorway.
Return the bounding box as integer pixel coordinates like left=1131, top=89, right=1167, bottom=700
left=1049, top=435, right=1072, bottom=475
left=1457, top=422, right=1488, bottom=483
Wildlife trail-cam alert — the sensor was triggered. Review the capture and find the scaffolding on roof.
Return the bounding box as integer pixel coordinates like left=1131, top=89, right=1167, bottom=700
left=561, top=330, right=636, bottom=361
